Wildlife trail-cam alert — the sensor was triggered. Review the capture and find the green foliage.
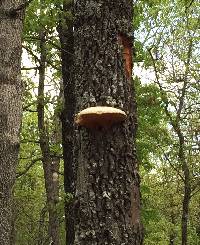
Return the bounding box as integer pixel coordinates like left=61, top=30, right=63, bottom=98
left=135, top=0, right=200, bottom=244
left=136, top=77, right=171, bottom=171
left=15, top=0, right=67, bottom=244
left=15, top=109, right=66, bottom=244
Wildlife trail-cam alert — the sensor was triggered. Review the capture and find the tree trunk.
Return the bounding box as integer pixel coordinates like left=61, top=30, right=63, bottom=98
left=169, top=213, right=176, bottom=245
left=37, top=30, right=60, bottom=245
left=176, top=128, right=191, bottom=245
left=0, top=1, right=23, bottom=244
left=73, top=1, right=143, bottom=244
left=10, top=201, right=17, bottom=245
left=58, top=1, right=75, bottom=244
left=37, top=205, right=48, bottom=245
left=168, top=195, right=177, bottom=245
left=181, top=183, right=191, bottom=245
left=169, top=235, right=175, bottom=245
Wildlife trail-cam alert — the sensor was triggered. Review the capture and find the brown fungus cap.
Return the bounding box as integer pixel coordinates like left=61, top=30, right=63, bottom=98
left=75, top=106, right=127, bottom=129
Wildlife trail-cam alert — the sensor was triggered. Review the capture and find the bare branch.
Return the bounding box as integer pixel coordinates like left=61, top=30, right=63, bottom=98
left=158, top=147, right=185, bottom=182
left=20, top=140, right=40, bottom=144
left=191, top=183, right=200, bottom=197
left=21, top=66, right=38, bottom=71
left=185, top=0, right=195, bottom=13
left=23, top=45, right=40, bottom=64
left=148, top=48, right=175, bottom=125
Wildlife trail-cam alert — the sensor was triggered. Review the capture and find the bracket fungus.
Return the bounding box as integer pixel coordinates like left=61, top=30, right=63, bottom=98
left=75, top=106, right=127, bottom=129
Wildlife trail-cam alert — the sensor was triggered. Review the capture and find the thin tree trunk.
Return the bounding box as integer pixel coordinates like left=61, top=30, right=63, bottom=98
left=37, top=205, right=48, bottom=245
left=58, top=1, right=75, bottom=244
left=37, top=29, right=60, bottom=245
left=169, top=235, right=175, bottom=245
left=0, top=1, right=23, bottom=244
left=73, top=1, right=143, bottom=244
left=176, top=39, right=192, bottom=245
left=181, top=180, right=191, bottom=245
left=176, top=129, right=191, bottom=245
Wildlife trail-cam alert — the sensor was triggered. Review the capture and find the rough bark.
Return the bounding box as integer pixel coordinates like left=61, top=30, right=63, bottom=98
left=10, top=202, right=17, bottom=245
left=73, top=1, right=143, bottom=244
left=0, top=1, right=23, bottom=244
left=37, top=30, right=60, bottom=245
left=58, top=1, right=75, bottom=244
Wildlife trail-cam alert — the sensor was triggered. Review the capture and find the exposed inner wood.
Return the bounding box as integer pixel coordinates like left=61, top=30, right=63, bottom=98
left=118, top=33, right=133, bottom=79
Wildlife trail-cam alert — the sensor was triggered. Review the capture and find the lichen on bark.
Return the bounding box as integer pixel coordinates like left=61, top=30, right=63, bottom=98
left=0, top=1, right=23, bottom=244
left=73, top=0, right=143, bottom=244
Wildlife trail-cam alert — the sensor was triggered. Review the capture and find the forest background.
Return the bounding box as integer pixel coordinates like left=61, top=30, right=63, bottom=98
left=9, top=0, right=200, bottom=244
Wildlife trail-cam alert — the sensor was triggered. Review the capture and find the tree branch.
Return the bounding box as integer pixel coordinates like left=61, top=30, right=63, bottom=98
left=16, top=157, right=42, bottom=178
left=158, top=146, right=185, bottom=182
left=21, top=66, right=38, bottom=71
left=148, top=48, right=175, bottom=126
left=23, top=45, right=40, bottom=64
left=185, top=0, right=195, bottom=13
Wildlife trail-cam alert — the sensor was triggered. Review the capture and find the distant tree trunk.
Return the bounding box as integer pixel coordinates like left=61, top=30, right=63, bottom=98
left=176, top=129, right=191, bottom=245
left=73, top=1, right=143, bottom=244
left=169, top=213, right=176, bottom=245
left=37, top=30, right=60, bottom=245
left=169, top=235, right=175, bottom=245
left=37, top=205, right=48, bottom=245
left=58, top=1, right=75, bottom=244
left=181, top=181, right=191, bottom=245
left=168, top=195, right=177, bottom=245
left=0, top=1, right=23, bottom=244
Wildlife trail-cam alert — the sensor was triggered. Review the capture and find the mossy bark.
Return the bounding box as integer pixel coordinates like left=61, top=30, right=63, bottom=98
left=73, top=1, right=143, bottom=244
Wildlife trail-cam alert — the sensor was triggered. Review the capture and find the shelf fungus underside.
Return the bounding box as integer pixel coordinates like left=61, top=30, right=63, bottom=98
left=75, top=106, right=127, bottom=129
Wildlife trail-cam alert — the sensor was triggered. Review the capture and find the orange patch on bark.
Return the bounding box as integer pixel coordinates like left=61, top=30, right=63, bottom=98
left=118, top=34, right=133, bottom=79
